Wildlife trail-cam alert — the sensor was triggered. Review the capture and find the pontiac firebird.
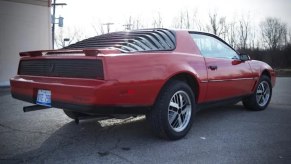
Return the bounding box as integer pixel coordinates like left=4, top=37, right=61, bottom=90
left=10, top=29, right=276, bottom=140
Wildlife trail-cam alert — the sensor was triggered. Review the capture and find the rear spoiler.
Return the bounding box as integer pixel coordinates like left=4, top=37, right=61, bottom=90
left=19, top=49, right=121, bottom=57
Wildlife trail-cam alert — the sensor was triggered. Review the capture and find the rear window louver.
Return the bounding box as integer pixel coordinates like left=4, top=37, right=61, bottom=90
left=64, top=29, right=176, bottom=53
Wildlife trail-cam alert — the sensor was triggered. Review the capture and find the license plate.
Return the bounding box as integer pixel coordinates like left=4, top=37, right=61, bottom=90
left=36, top=89, right=51, bottom=107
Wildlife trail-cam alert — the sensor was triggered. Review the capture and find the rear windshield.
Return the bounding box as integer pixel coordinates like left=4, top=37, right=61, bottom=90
left=64, top=29, right=176, bottom=53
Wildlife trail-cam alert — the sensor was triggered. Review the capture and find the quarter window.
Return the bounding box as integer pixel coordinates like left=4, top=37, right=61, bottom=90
left=191, top=34, right=238, bottom=59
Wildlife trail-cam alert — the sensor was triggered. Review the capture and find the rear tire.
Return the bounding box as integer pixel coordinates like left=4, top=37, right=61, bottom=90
left=146, top=80, right=196, bottom=140
left=242, top=75, right=272, bottom=111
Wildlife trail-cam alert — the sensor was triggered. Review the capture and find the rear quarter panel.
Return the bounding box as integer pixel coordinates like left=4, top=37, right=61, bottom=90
left=103, top=52, right=208, bottom=105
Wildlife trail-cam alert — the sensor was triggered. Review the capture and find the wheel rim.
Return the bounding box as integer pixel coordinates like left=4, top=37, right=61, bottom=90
left=256, top=81, right=271, bottom=107
left=168, top=91, right=192, bottom=132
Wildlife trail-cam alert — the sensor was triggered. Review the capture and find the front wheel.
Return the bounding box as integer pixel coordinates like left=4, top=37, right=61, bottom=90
left=242, top=75, right=272, bottom=111
left=146, top=80, right=196, bottom=140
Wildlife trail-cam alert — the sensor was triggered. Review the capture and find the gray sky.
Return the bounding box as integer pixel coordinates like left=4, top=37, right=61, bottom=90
left=55, top=0, right=291, bottom=36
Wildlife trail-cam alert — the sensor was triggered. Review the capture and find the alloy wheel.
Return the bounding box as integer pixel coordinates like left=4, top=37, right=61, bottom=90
left=256, top=81, right=271, bottom=107
left=168, top=91, right=192, bottom=132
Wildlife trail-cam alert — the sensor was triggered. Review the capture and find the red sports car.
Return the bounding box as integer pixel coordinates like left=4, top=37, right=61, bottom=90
left=10, top=29, right=276, bottom=140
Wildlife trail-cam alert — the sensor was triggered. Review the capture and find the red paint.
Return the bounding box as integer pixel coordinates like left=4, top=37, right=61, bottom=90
left=10, top=30, right=276, bottom=110
left=204, top=57, right=256, bottom=101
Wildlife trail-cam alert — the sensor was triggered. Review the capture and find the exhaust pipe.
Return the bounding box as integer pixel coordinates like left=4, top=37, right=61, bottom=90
left=23, top=105, right=50, bottom=112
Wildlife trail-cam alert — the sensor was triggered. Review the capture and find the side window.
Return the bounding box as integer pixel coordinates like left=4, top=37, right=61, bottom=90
left=191, top=33, right=238, bottom=59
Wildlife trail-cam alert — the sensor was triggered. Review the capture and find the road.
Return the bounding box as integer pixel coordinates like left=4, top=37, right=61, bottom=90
left=0, top=77, right=291, bottom=164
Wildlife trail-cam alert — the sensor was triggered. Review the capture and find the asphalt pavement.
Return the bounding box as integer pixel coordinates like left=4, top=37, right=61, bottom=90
left=0, top=77, right=291, bottom=164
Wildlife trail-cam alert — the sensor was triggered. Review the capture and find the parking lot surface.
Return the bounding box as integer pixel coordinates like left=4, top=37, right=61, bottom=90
left=0, top=77, right=291, bottom=164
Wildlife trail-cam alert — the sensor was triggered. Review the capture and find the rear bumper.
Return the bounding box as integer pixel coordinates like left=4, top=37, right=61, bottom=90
left=10, top=75, right=152, bottom=114
left=11, top=93, right=150, bottom=114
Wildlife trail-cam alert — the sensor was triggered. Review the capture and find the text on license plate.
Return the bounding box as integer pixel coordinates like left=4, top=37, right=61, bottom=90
left=36, top=89, right=51, bottom=107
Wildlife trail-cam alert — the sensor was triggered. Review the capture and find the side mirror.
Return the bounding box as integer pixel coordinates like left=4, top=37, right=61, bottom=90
left=239, top=54, right=250, bottom=61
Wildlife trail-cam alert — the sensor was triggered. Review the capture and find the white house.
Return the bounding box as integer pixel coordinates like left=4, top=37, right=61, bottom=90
left=0, top=0, right=51, bottom=86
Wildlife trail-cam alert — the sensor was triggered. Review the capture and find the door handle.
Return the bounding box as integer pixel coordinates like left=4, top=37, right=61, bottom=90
left=208, top=65, right=218, bottom=70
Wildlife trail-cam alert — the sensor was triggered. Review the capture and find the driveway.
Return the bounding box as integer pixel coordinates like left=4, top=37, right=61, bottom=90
left=0, top=77, right=291, bottom=164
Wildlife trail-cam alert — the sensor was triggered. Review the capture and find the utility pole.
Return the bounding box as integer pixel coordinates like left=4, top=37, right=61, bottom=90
left=123, top=24, right=133, bottom=30
left=51, top=1, right=67, bottom=49
left=102, top=23, right=114, bottom=33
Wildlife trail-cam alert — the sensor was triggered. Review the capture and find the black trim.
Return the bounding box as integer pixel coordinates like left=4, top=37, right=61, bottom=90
left=11, top=93, right=150, bottom=115
left=197, top=96, right=248, bottom=111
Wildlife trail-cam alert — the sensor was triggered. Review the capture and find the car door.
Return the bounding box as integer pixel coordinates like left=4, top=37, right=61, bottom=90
left=191, top=33, right=256, bottom=102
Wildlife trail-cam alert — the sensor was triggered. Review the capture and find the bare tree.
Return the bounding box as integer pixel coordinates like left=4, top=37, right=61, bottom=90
left=185, top=10, right=190, bottom=29
left=172, top=11, right=185, bottom=29
left=206, top=11, right=227, bottom=38
left=132, top=18, right=143, bottom=30
left=172, top=9, right=202, bottom=30
left=191, top=10, right=204, bottom=31
left=92, top=22, right=105, bottom=35
left=225, top=20, right=237, bottom=48
left=123, top=16, right=144, bottom=30
left=177, top=11, right=184, bottom=29
left=260, top=17, right=287, bottom=50
left=238, top=16, right=250, bottom=49
left=249, top=25, right=257, bottom=50
left=55, top=27, right=85, bottom=48
left=152, top=12, right=163, bottom=28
